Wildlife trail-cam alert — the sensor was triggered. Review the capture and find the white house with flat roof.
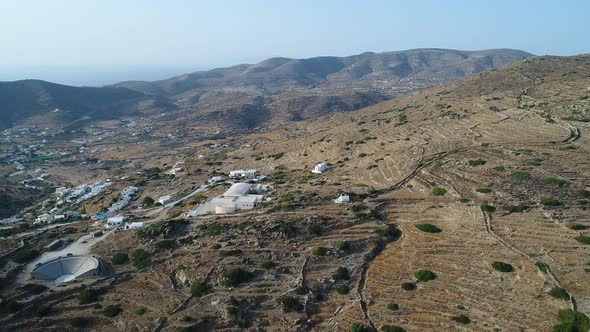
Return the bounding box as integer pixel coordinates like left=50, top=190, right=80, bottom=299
left=229, top=169, right=258, bottom=179
left=106, top=216, right=125, bottom=228
left=158, top=195, right=173, bottom=205
left=335, top=195, right=350, bottom=204
left=188, top=182, right=266, bottom=216
left=312, top=162, right=329, bottom=174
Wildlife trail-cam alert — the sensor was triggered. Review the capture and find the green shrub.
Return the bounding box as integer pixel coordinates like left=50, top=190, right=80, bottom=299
left=131, top=248, right=151, bottom=269
left=204, top=223, right=223, bottom=236
left=415, top=224, right=441, bottom=233
left=578, top=190, right=590, bottom=198
left=554, top=309, right=589, bottom=332
left=358, top=153, right=367, bottom=158
left=261, top=260, right=276, bottom=269
left=190, top=281, right=210, bottom=297
left=79, top=288, right=101, bottom=305
left=220, top=268, right=254, bottom=287
left=491, top=261, right=513, bottom=272
left=277, top=295, right=303, bottom=312
left=432, top=187, right=447, bottom=196
left=335, top=241, right=350, bottom=250
left=468, top=159, right=486, bottom=166
left=480, top=205, right=496, bottom=213
left=575, top=236, right=590, bottom=245
left=494, top=166, right=506, bottom=172
left=414, top=269, right=437, bottom=282
left=311, top=246, right=328, bottom=256
left=307, top=224, right=322, bottom=235
left=103, top=305, right=122, bottom=317
left=401, top=282, right=416, bottom=291
left=273, top=152, right=285, bottom=159
left=529, top=159, right=543, bottom=166
left=475, top=187, right=492, bottom=194
left=566, top=223, right=588, bottom=230
left=111, top=252, right=128, bottom=265
left=535, top=262, right=549, bottom=273
left=351, top=323, right=370, bottom=332
left=68, top=317, right=89, bottom=328
left=451, top=315, right=471, bottom=324
left=543, top=178, right=569, bottom=187
left=142, top=196, right=155, bottom=206
left=293, top=286, right=307, bottom=295
left=458, top=198, right=470, bottom=203
left=511, top=171, right=530, bottom=181
left=387, top=303, right=400, bottom=311
left=374, top=225, right=401, bottom=238
left=540, top=197, right=561, bottom=206
left=134, top=307, right=146, bottom=315
left=548, top=287, right=570, bottom=300
left=334, top=285, right=350, bottom=294
left=22, top=283, right=47, bottom=294
left=10, top=249, right=39, bottom=264
left=332, top=267, right=350, bottom=281
left=381, top=325, right=405, bottom=332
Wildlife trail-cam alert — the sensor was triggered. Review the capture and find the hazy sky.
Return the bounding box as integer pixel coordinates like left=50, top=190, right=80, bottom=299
left=1, top=0, right=588, bottom=85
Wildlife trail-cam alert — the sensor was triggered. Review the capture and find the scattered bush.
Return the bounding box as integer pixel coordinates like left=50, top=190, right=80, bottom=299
left=131, top=248, right=151, bottom=269
left=475, top=187, right=492, bottom=194
left=307, top=224, right=322, bottom=235
left=511, top=171, right=530, bottom=181
left=68, top=317, right=89, bottom=328
left=134, top=307, right=146, bottom=315
left=142, top=196, right=155, bottom=206
left=10, top=249, right=39, bottom=264
left=540, top=197, right=561, bottom=206
left=204, top=223, right=223, bottom=236
left=468, top=159, right=486, bottom=166
left=273, top=152, right=285, bottom=160
left=535, top=262, right=549, bottom=273
left=578, top=190, right=590, bottom=198
left=220, top=268, right=254, bottom=287
left=335, top=241, right=350, bottom=250
left=261, top=260, right=276, bottom=269
left=543, top=178, right=569, bottom=187
left=549, top=287, right=570, bottom=300
left=554, top=309, right=589, bottom=332
left=528, top=159, right=543, bottom=166
left=22, top=283, right=47, bottom=294
left=432, top=187, right=447, bottom=196
left=79, top=288, right=102, bottom=305
left=190, top=281, right=210, bottom=297
left=414, top=269, right=437, bottom=282
left=351, top=323, right=370, bottom=332
left=566, top=223, right=588, bottom=230
left=503, top=204, right=529, bottom=213
left=293, top=286, right=307, bottom=295
left=334, top=285, right=350, bottom=294
left=480, top=205, right=496, bottom=213
left=415, top=224, right=441, bottom=233
left=401, top=282, right=416, bottom=291
left=381, top=325, right=405, bottom=332
left=332, top=267, right=350, bottom=281
left=491, top=261, right=513, bottom=272
left=311, top=246, right=328, bottom=256
left=103, top=305, right=122, bottom=317
left=277, top=296, right=303, bottom=312
left=111, top=252, right=128, bottom=265
left=458, top=198, right=470, bottom=203
left=451, top=315, right=471, bottom=324
left=494, top=166, right=506, bottom=172
left=575, top=236, right=590, bottom=245
left=387, top=303, right=400, bottom=311
left=374, top=225, right=401, bottom=238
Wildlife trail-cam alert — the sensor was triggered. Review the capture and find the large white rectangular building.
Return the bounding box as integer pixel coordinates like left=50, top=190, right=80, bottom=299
left=188, top=183, right=266, bottom=216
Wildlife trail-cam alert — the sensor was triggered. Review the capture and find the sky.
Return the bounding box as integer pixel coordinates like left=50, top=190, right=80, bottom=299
left=1, top=0, right=589, bottom=86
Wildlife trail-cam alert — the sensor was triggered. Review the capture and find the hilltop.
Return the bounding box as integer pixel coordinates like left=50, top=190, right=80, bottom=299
left=0, top=48, right=530, bottom=131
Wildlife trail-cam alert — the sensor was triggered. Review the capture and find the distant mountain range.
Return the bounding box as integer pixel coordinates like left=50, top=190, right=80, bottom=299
left=0, top=48, right=532, bottom=130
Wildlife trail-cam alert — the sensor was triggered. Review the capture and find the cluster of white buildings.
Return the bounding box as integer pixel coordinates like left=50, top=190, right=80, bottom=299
left=104, top=215, right=144, bottom=230
left=35, top=210, right=81, bottom=225
left=108, top=186, right=138, bottom=213
left=55, top=181, right=113, bottom=206
left=188, top=182, right=267, bottom=216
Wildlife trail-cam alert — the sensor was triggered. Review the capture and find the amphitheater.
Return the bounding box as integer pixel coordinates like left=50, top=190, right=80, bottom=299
left=31, top=255, right=104, bottom=284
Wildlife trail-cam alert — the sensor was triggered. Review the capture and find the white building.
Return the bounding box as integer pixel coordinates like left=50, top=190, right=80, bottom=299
left=335, top=195, right=350, bottom=204
left=124, top=222, right=145, bottom=229
left=208, top=176, right=225, bottom=185
left=106, top=216, right=125, bottom=228
left=158, top=195, right=173, bottom=205
left=35, top=213, right=54, bottom=224
left=229, top=169, right=258, bottom=179
left=188, top=183, right=267, bottom=216
left=312, top=162, right=329, bottom=174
